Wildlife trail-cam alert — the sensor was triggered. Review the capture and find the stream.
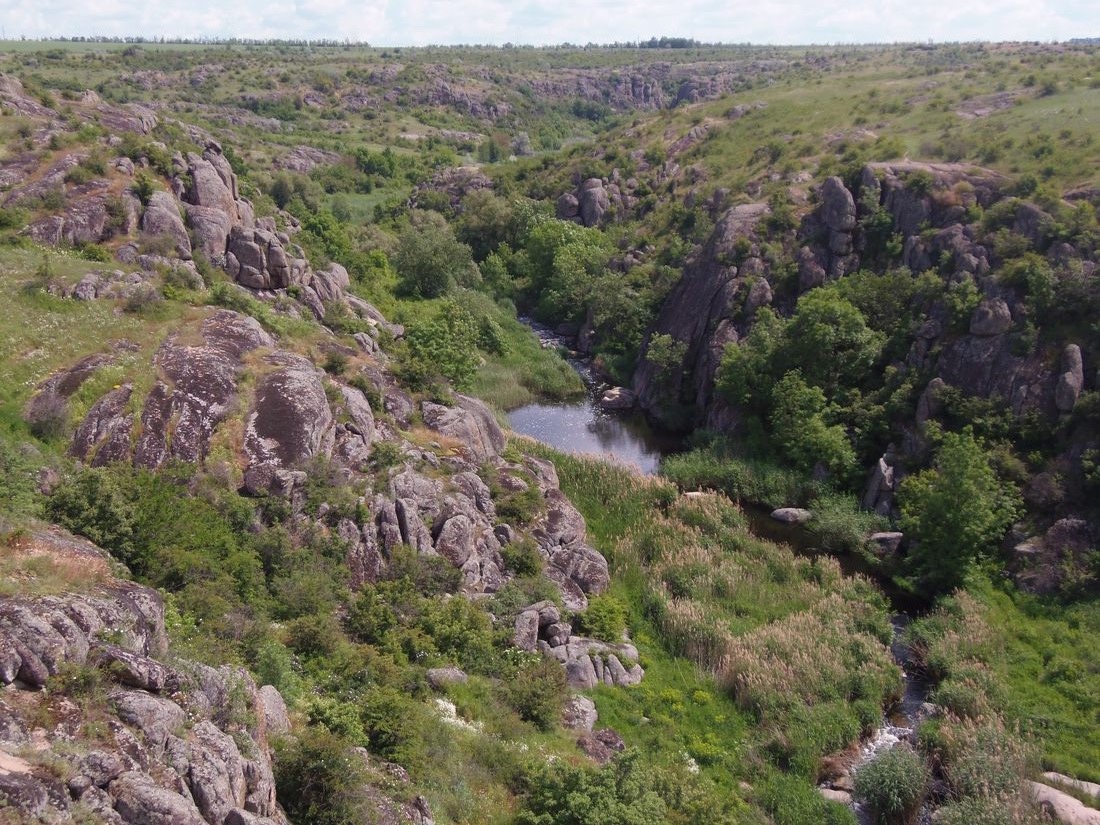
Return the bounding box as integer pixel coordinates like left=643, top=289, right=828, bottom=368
left=509, top=319, right=930, bottom=817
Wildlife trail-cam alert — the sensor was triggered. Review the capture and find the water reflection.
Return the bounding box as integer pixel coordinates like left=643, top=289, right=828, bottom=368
left=508, top=399, right=678, bottom=475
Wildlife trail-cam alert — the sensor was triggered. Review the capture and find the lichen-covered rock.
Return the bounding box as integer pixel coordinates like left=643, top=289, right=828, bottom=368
left=243, top=353, right=334, bottom=495
left=771, top=507, right=812, bottom=524
left=970, top=298, right=1013, bottom=336
left=70, top=384, right=134, bottom=466
left=134, top=311, right=274, bottom=469
left=142, top=191, right=192, bottom=260
left=561, top=695, right=598, bottom=732
left=420, top=395, right=505, bottom=463
left=426, top=667, right=468, bottom=690
left=1055, top=344, right=1084, bottom=413
left=109, top=771, right=208, bottom=825
left=187, top=721, right=248, bottom=825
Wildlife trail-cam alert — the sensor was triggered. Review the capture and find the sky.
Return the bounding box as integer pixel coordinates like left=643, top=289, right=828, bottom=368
left=0, top=0, right=1095, bottom=45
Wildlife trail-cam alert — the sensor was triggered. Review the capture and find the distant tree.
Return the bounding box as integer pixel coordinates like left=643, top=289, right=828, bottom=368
left=898, top=428, right=1021, bottom=594
left=393, top=211, right=479, bottom=298
left=455, top=190, right=515, bottom=261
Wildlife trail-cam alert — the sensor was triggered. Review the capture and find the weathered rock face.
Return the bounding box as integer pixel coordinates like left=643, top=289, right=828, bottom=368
left=226, top=226, right=308, bottom=290
left=0, top=529, right=290, bottom=825
left=530, top=488, right=610, bottom=611
left=555, top=177, right=635, bottom=227
left=243, top=353, right=335, bottom=495
left=142, top=191, right=193, bottom=260
left=632, top=202, right=769, bottom=429
left=1013, top=518, right=1096, bottom=595
left=26, top=191, right=135, bottom=248
left=970, top=298, right=1013, bottom=336
left=277, top=145, right=341, bottom=173
left=421, top=395, right=506, bottom=464
left=1054, top=344, right=1084, bottom=413
left=136, top=311, right=275, bottom=469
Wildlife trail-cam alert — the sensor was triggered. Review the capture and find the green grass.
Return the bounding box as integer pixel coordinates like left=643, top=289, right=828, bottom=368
left=524, top=443, right=898, bottom=814
left=909, top=581, right=1100, bottom=783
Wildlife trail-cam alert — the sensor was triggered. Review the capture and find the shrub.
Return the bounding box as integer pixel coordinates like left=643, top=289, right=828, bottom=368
left=275, top=727, right=368, bottom=825
left=501, top=537, right=543, bottom=578
left=123, top=284, right=163, bottom=314
left=131, top=172, right=156, bottom=206
left=755, top=770, right=857, bottom=825
left=500, top=654, right=568, bottom=731
left=854, top=744, right=927, bottom=825
left=574, top=594, right=628, bottom=643
left=516, top=749, right=666, bottom=825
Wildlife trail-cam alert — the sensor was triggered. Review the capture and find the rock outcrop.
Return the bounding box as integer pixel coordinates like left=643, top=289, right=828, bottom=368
left=632, top=202, right=769, bottom=429
left=0, top=529, right=289, bottom=825
left=420, top=395, right=506, bottom=464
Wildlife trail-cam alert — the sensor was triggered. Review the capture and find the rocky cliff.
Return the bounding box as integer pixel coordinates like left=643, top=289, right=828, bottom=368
left=0, top=528, right=289, bottom=825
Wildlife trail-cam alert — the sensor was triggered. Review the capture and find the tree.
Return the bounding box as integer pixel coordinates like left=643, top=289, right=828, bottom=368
left=455, top=190, right=515, bottom=261
left=393, top=211, right=479, bottom=298
left=523, top=218, right=611, bottom=323
left=715, top=307, right=786, bottom=411
left=769, top=371, right=856, bottom=477
left=780, top=290, right=883, bottom=398
left=898, top=428, right=1021, bottom=594
left=401, top=300, right=481, bottom=389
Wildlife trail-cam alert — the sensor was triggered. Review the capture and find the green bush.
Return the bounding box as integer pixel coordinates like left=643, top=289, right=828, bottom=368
left=755, top=770, right=857, bottom=825
left=501, top=654, right=568, bottom=731
left=516, top=749, right=666, bottom=825
left=854, top=744, right=927, bottom=825
left=575, top=593, right=628, bottom=643
left=275, top=727, right=368, bottom=825
left=501, top=537, right=544, bottom=577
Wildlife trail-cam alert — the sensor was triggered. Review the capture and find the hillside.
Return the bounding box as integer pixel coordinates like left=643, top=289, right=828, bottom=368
left=0, top=39, right=1098, bottom=825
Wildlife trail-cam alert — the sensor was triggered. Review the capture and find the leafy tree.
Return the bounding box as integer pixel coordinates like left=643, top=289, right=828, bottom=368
left=769, top=371, right=856, bottom=477
left=455, top=190, right=515, bottom=261
left=898, top=429, right=1021, bottom=593
left=523, top=218, right=611, bottom=323
left=393, top=211, right=479, bottom=298
left=275, top=727, right=368, bottom=825
left=779, top=290, right=883, bottom=398
left=402, top=300, right=481, bottom=389
left=715, top=307, right=787, bottom=411
left=354, top=146, right=396, bottom=178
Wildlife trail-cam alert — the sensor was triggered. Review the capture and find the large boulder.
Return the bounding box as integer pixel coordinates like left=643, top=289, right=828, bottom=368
left=970, top=298, right=1013, bottom=336
left=109, top=772, right=208, bottom=825
left=243, top=353, right=334, bottom=495
left=420, top=395, right=505, bottom=463
left=134, top=311, right=274, bottom=469
left=1054, top=344, right=1084, bottom=413
left=186, top=204, right=235, bottom=262
left=141, top=191, right=192, bottom=260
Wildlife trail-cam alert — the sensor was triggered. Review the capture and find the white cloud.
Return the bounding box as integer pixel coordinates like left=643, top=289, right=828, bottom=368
left=0, top=0, right=1092, bottom=43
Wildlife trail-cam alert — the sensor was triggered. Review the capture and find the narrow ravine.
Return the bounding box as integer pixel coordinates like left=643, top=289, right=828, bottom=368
left=507, top=322, right=934, bottom=821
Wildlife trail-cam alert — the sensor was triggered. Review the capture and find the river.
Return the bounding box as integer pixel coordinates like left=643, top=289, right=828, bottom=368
left=506, top=320, right=681, bottom=475
left=508, top=319, right=930, bottom=818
